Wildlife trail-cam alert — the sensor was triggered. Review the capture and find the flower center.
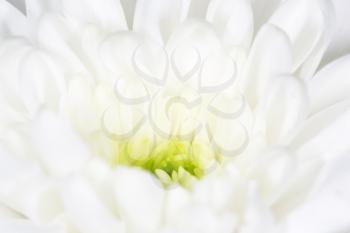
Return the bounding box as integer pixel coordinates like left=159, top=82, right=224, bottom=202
left=107, top=137, right=218, bottom=186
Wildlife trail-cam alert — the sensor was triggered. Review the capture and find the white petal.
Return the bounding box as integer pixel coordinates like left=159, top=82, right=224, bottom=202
left=81, top=158, right=117, bottom=209
left=133, top=0, right=190, bottom=43
left=1, top=177, right=62, bottom=223
left=0, top=127, right=34, bottom=162
left=164, top=188, right=191, bottom=224
left=19, top=49, right=65, bottom=115
left=0, top=203, right=21, bottom=219
left=170, top=44, right=201, bottom=81
left=269, top=0, right=333, bottom=73
left=199, top=51, right=236, bottom=92
left=296, top=0, right=335, bottom=80
left=207, top=118, right=249, bottom=157
left=0, top=0, right=28, bottom=37
left=61, top=175, right=125, bottom=233
left=255, top=75, right=308, bottom=144
left=25, top=0, right=62, bottom=19
left=285, top=153, right=350, bottom=233
left=64, top=77, right=99, bottom=134
left=0, top=147, right=62, bottom=223
left=207, top=90, right=246, bottom=118
left=272, top=155, right=323, bottom=217
left=0, top=145, right=42, bottom=196
left=132, top=40, right=168, bottom=86
left=240, top=185, right=279, bottom=233
left=0, top=38, right=31, bottom=100
left=99, top=32, right=145, bottom=75
left=290, top=100, right=350, bottom=161
left=114, top=76, right=149, bottom=104
left=0, top=38, right=31, bottom=127
left=166, top=20, right=222, bottom=61
left=322, top=0, right=350, bottom=66
left=37, top=15, right=86, bottom=73
left=248, top=148, right=297, bottom=204
left=113, top=167, right=164, bottom=233
left=192, top=171, right=239, bottom=213
left=250, top=0, right=281, bottom=30
left=169, top=204, right=236, bottom=233
left=243, top=24, right=293, bottom=107
left=0, top=219, right=65, bottom=233
left=32, top=111, right=91, bottom=176
left=308, top=54, right=350, bottom=114
left=61, top=0, right=127, bottom=31
left=101, top=99, right=145, bottom=141
left=207, top=0, right=253, bottom=48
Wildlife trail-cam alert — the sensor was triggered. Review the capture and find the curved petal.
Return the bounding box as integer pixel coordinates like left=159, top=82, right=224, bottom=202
left=37, top=14, right=86, bottom=73
left=240, top=185, right=278, bottom=233
left=132, top=40, right=168, bottom=86
left=0, top=38, right=32, bottom=123
left=0, top=146, right=62, bottom=223
left=101, top=97, right=145, bottom=141
left=191, top=168, right=241, bottom=213
left=61, top=175, right=125, bottom=233
left=206, top=0, right=253, bottom=48
left=0, top=145, right=42, bottom=196
left=269, top=0, right=335, bottom=76
left=247, top=148, right=297, bottom=205
left=164, top=188, right=191, bottom=224
left=243, top=24, right=293, bottom=107
left=79, top=24, right=117, bottom=82
left=61, top=0, right=127, bottom=31
left=18, top=49, right=66, bottom=115
left=250, top=0, right=281, bottom=31
left=290, top=100, right=350, bottom=161
left=207, top=116, right=249, bottom=157
left=25, top=0, right=62, bottom=19
left=99, top=32, right=143, bottom=75
left=166, top=20, right=222, bottom=61
left=0, top=219, right=65, bottom=233
left=322, top=0, right=350, bottom=66
left=31, top=111, right=92, bottom=176
left=285, top=153, right=350, bottom=233
left=308, top=54, right=350, bottom=114
left=168, top=205, right=236, bottom=233
left=0, top=0, right=29, bottom=37
left=133, top=0, right=190, bottom=43
left=271, top=155, right=323, bottom=219
left=113, top=167, right=165, bottom=233
left=1, top=177, right=62, bottom=223
left=64, top=77, right=99, bottom=134
left=100, top=32, right=169, bottom=84
left=199, top=51, right=236, bottom=92
left=296, top=0, right=335, bottom=79
left=255, top=75, right=308, bottom=145
left=0, top=203, right=21, bottom=218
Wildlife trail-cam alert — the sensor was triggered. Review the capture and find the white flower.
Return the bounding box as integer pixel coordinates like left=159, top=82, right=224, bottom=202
left=1, top=0, right=350, bottom=233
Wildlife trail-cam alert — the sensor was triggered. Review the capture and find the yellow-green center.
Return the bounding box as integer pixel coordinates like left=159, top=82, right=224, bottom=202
left=106, top=137, right=218, bottom=185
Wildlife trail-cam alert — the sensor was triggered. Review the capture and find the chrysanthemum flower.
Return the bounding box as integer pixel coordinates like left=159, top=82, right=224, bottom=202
left=1, top=0, right=350, bottom=232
